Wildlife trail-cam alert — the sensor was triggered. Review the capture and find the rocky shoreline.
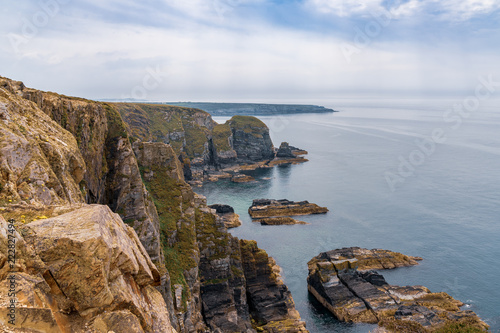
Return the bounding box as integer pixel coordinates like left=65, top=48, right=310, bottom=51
left=307, top=247, right=488, bottom=332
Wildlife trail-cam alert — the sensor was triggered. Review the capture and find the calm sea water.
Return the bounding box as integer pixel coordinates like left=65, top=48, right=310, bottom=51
left=195, top=98, right=500, bottom=333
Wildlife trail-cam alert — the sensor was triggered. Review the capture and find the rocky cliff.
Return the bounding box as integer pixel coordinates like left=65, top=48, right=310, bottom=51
left=0, top=76, right=307, bottom=333
left=307, top=248, right=488, bottom=332
left=113, top=102, right=297, bottom=182
left=0, top=206, right=176, bottom=333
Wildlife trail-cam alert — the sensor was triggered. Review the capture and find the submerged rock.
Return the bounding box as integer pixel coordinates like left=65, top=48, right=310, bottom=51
left=231, top=174, right=255, bottom=183
left=248, top=199, right=328, bottom=218
left=256, top=217, right=308, bottom=225
left=307, top=247, right=488, bottom=332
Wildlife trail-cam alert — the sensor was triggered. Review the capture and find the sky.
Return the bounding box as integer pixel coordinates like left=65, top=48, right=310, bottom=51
left=1, top=0, right=499, bottom=102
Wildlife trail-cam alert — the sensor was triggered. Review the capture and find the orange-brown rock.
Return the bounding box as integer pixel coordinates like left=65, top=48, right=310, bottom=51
left=231, top=174, right=255, bottom=183
left=0, top=206, right=177, bottom=333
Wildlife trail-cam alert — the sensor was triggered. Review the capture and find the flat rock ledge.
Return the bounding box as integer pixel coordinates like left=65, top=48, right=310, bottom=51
left=248, top=199, right=328, bottom=219
left=255, top=217, right=308, bottom=226
left=307, top=247, right=488, bottom=332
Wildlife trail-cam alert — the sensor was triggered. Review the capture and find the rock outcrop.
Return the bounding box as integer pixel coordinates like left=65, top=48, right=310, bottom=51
left=231, top=174, right=255, bottom=183
left=307, top=247, right=488, bottom=332
left=209, top=204, right=242, bottom=228
left=228, top=116, right=274, bottom=163
left=248, top=199, right=328, bottom=219
left=240, top=240, right=308, bottom=332
left=1, top=76, right=163, bottom=264
left=113, top=101, right=310, bottom=185
left=255, top=217, right=308, bottom=225
left=276, top=142, right=295, bottom=158
left=0, top=206, right=176, bottom=333
left=0, top=79, right=86, bottom=207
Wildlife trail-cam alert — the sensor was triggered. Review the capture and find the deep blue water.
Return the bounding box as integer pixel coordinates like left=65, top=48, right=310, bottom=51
left=195, top=98, right=500, bottom=332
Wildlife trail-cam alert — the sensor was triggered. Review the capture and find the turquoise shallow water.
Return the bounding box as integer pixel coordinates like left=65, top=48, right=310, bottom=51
left=195, top=98, right=500, bottom=332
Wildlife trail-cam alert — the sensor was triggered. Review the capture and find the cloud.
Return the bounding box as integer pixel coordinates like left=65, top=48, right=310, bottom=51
left=0, top=0, right=498, bottom=101
left=306, top=0, right=500, bottom=20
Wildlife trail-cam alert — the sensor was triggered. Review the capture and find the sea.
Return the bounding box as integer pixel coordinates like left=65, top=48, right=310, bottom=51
left=194, top=97, right=500, bottom=332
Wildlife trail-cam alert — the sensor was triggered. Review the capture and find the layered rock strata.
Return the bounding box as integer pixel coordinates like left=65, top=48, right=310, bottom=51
left=240, top=240, right=308, bottom=332
left=307, top=247, right=488, bottom=332
left=248, top=199, right=328, bottom=218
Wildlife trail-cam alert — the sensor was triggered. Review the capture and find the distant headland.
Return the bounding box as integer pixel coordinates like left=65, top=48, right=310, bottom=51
left=161, top=102, right=338, bottom=116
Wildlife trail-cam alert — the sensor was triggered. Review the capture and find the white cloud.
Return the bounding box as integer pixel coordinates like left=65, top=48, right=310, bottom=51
left=307, top=0, right=500, bottom=20
left=307, top=0, right=383, bottom=17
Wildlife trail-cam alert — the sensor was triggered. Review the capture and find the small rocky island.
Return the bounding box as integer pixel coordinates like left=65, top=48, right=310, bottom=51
left=248, top=199, right=328, bottom=220
left=307, top=247, right=488, bottom=332
left=208, top=204, right=242, bottom=228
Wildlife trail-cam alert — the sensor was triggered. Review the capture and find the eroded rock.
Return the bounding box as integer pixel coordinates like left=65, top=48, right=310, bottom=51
left=307, top=247, right=488, bottom=332
left=0, top=208, right=176, bottom=333
left=241, top=240, right=308, bottom=332
left=249, top=199, right=328, bottom=218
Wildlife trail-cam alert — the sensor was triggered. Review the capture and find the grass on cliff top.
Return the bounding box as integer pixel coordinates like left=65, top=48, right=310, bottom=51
left=212, top=123, right=232, bottom=151
left=229, top=115, right=267, bottom=130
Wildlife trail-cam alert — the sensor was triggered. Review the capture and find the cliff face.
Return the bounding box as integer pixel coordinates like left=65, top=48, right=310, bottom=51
left=0, top=76, right=307, bottom=333
left=1, top=77, right=163, bottom=263
left=0, top=206, right=176, bottom=333
left=0, top=78, right=85, bottom=207
left=115, top=103, right=276, bottom=175
left=228, top=116, right=274, bottom=163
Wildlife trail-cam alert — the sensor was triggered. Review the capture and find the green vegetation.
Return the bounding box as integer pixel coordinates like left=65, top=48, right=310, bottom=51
left=434, top=318, right=489, bottom=333
left=162, top=102, right=336, bottom=116
left=113, top=103, right=217, bottom=158
left=103, top=103, right=128, bottom=139
left=379, top=317, right=488, bottom=333
left=183, top=123, right=209, bottom=157
left=229, top=115, right=267, bottom=130
left=212, top=123, right=232, bottom=151
left=138, top=163, right=197, bottom=310
left=379, top=318, right=427, bottom=333
left=195, top=208, right=230, bottom=260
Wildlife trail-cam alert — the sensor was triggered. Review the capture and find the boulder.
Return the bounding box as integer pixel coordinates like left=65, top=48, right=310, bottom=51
left=0, top=207, right=176, bottom=332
